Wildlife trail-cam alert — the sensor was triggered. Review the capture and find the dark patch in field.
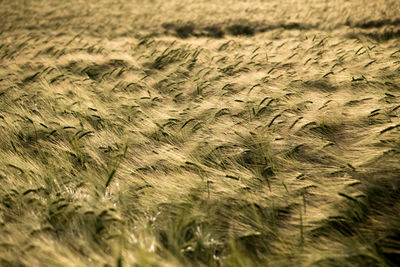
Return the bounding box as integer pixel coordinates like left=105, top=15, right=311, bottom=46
left=303, top=79, right=337, bottom=92
left=63, top=59, right=129, bottom=81
left=365, top=28, right=400, bottom=41
left=203, top=25, right=225, bottom=38
left=158, top=18, right=400, bottom=41
left=226, top=23, right=255, bottom=36
left=281, top=22, right=307, bottom=30
left=160, top=20, right=400, bottom=41
left=347, top=18, right=400, bottom=29
left=345, top=18, right=400, bottom=41
left=263, top=22, right=314, bottom=31
left=161, top=21, right=315, bottom=38
left=162, top=22, right=226, bottom=38
left=162, top=22, right=195, bottom=38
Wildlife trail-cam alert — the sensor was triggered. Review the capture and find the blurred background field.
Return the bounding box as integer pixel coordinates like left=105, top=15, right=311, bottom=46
left=0, top=0, right=400, bottom=266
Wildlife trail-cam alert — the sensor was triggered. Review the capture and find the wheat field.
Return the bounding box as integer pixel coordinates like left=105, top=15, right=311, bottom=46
left=1, top=0, right=400, bottom=266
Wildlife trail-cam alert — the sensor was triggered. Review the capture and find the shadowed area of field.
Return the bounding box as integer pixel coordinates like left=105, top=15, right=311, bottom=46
left=0, top=0, right=400, bottom=266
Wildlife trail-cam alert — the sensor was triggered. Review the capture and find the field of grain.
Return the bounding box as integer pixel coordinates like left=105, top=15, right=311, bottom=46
left=1, top=0, right=400, bottom=266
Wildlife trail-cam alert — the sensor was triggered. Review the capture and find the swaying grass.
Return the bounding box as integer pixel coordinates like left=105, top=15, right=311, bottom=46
left=1, top=0, right=400, bottom=266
